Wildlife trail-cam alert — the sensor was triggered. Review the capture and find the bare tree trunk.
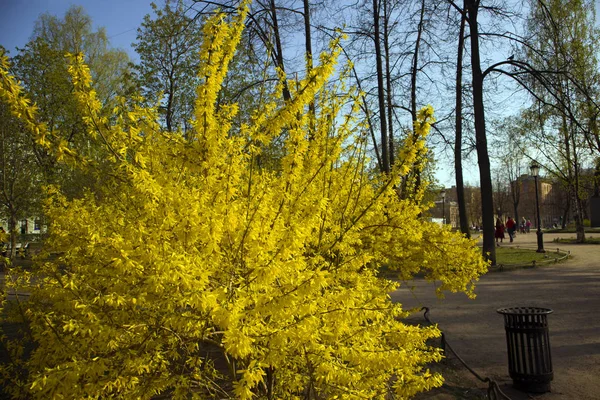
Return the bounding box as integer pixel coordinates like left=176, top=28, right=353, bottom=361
left=465, top=0, right=496, bottom=264
left=511, top=179, right=520, bottom=232
left=349, top=59, right=383, bottom=171
left=594, top=159, right=600, bottom=197
left=9, top=210, right=17, bottom=260
left=573, top=193, right=586, bottom=241
left=566, top=99, right=585, bottom=241
left=303, top=0, right=315, bottom=135
left=268, top=0, right=292, bottom=102
left=373, top=0, right=390, bottom=173
left=303, top=0, right=312, bottom=75
left=166, top=73, right=175, bottom=131
left=561, top=196, right=570, bottom=229
left=560, top=100, right=586, bottom=241
left=410, top=0, right=426, bottom=191
left=383, top=0, right=394, bottom=167
left=571, top=132, right=586, bottom=242
left=454, top=9, right=470, bottom=238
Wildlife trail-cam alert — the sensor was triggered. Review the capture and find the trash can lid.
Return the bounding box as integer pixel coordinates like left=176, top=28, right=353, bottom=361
left=497, top=307, right=553, bottom=315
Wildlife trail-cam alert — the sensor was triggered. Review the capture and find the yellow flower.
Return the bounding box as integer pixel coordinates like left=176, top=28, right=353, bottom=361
left=0, top=3, right=487, bottom=399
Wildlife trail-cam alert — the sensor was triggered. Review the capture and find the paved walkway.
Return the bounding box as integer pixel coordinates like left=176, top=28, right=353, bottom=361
left=391, top=232, right=600, bottom=399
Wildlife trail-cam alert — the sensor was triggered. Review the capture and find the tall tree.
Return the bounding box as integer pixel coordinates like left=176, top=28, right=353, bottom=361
left=353, top=0, right=446, bottom=179
left=30, top=6, right=129, bottom=107
left=447, top=0, right=524, bottom=262
left=133, top=0, right=203, bottom=133
left=454, top=9, right=470, bottom=237
left=492, top=166, right=511, bottom=220
left=406, top=0, right=427, bottom=192
left=373, top=0, right=390, bottom=173
left=383, top=0, right=395, bottom=168
left=523, top=0, right=599, bottom=242
left=303, top=0, right=316, bottom=134
left=461, top=0, right=497, bottom=264
left=13, top=5, right=129, bottom=188
left=490, top=116, right=528, bottom=226
left=0, top=95, right=41, bottom=260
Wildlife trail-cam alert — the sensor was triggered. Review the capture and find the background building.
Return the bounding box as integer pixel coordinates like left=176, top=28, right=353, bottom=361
left=0, top=217, right=44, bottom=236
left=515, top=175, right=560, bottom=229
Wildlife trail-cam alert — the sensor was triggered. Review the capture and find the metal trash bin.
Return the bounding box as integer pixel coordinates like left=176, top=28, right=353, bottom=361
left=497, top=307, right=553, bottom=393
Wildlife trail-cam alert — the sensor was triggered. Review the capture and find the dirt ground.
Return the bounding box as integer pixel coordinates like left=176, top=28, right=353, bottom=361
left=392, top=232, right=600, bottom=400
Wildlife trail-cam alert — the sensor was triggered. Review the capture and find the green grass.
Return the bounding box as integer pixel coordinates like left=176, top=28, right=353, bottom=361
left=378, top=246, right=566, bottom=277
left=553, top=236, right=600, bottom=244
left=545, top=227, right=600, bottom=234
left=495, top=246, right=561, bottom=265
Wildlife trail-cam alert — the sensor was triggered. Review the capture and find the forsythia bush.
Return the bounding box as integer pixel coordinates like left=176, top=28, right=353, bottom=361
left=0, top=4, right=487, bottom=399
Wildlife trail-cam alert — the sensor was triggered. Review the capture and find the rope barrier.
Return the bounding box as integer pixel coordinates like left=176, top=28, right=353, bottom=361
left=421, top=307, right=513, bottom=400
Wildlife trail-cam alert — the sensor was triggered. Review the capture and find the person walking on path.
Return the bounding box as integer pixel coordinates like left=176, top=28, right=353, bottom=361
left=495, top=218, right=505, bottom=246
left=506, top=216, right=516, bottom=242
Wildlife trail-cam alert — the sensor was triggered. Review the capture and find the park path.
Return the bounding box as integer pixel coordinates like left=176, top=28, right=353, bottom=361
left=391, top=232, right=600, bottom=400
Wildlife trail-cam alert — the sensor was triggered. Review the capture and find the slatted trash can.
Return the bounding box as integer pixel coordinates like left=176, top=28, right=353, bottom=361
left=497, top=307, right=553, bottom=393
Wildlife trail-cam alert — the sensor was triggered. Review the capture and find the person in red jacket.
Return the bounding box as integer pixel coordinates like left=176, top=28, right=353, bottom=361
left=495, top=218, right=505, bottom=246
left=505, top=216, right=516, bottom=243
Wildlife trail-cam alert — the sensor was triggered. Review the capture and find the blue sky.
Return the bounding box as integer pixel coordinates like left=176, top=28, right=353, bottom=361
left=3, top=2, right=600, bottom=190
left=0, top=0, right=471, bottom=188
left=0, top=0, right=154, bottom=56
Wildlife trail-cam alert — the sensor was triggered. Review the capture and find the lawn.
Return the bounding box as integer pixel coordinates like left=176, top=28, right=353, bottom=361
left=553, top=236, right=600, bottom=244
left=378, top=246, right=566, bottom=278
left=495, top=246, right=565, bottom=266
left=545, top=227, right=600, bottom=234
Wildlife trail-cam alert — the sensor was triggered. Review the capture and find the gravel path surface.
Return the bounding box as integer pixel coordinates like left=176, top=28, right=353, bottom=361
left=392, top=232, right=600, bottom=400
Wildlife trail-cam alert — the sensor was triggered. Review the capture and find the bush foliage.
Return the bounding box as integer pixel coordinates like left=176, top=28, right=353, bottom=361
left=0, top=4, right=487, bottom=399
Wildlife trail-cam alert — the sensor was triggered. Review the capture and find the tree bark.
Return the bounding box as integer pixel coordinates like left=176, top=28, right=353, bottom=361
left=465, top=0, right=496, bottom=264
left=567, top=99, right=585, bottom=242
left=166, top=72, right=175, bottom=131
left=560, top=99, right=586, bottom=241
left=373, top=0, right=390, bottom=173
left=454, top=9, right=470, bottom=238
left=303, top=0, right=315, bottom=135
left=410, top=0, right=426, bottom=191
left=383, top=0, right=394, bottom=167
left=269, top=0, right=292, bottom=102
left=9, top=210, right=17, bottom=260
left=561, top=195, right=570, bottom=229
left=303, top=0, right=316, bottom=140
left=302, top=0, right=312, bottom=73
left=511, top=178, right=520, bottom=233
